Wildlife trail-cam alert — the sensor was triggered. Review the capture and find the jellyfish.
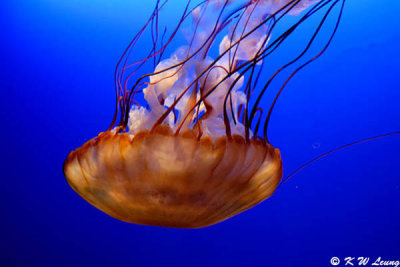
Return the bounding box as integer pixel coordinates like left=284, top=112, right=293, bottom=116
left=64, top=0, right=346, bottom=228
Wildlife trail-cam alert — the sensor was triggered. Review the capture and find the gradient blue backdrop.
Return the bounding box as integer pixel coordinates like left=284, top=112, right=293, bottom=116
left=1, top=0, right=399, bottom=266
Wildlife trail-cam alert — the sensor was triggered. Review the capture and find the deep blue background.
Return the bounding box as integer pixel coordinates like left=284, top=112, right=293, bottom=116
left=1, top=0, right=399, bottom=266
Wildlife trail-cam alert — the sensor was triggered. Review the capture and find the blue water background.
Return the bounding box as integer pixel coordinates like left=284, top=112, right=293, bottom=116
left=1, top=0, right=399, bottom=266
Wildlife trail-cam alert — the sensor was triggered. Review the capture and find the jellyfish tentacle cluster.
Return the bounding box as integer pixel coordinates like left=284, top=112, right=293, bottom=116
left=64, top=0, right=345, bottom=228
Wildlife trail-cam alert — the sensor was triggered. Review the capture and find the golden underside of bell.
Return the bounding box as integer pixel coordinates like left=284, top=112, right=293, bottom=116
left=63, top=125, right=282, bottom=228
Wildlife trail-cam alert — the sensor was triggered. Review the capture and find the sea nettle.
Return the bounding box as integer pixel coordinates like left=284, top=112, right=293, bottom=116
left=64, top=0, right=345, bottom=228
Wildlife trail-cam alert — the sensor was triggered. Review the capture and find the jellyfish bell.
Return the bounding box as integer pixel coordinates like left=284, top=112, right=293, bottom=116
left=64, top=0, right=344, bottom=228
left=64, top=126, right=282, bottom=228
